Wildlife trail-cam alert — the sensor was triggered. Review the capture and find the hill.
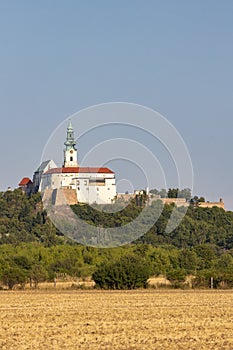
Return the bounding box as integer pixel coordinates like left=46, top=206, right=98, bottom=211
left=0, top=189, right=233, bottom=289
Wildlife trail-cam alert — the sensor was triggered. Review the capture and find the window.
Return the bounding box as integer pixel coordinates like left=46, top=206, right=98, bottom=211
left=77, top=187, right=80, bottom=191
left=70, top=156, right=73, bottom=161
left=97, top=187, right=99, bottom=191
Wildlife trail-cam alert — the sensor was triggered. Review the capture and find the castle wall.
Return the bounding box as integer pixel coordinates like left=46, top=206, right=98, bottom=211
left=40, top=171, right=116, bottom=205
left=198, top=201, right=225, bottom=210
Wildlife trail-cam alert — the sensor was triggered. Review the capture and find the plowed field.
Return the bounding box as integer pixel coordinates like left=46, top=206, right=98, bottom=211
left=0, top=290, right=233, bottom=349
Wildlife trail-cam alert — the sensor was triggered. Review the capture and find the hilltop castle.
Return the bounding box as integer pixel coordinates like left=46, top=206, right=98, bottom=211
left=19, top=121, right=116, bottom=205
left=18, top=121, right=225, bottom=210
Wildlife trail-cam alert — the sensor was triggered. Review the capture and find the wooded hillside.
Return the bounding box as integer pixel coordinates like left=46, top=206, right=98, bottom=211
left=0, top=189, right=233, bottom=289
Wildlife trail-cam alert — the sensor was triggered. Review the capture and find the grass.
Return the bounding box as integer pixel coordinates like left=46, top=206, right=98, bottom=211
left=0, top=289, right=233, bottom=349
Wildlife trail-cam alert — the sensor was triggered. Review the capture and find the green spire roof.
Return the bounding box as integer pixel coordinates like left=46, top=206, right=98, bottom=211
left=64, top=120, right=77, bottom=150
left=67, top=119, right=73, bottom=132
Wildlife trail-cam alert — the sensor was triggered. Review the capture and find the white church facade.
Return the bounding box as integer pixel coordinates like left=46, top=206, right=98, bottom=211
left=38, top=121, right=116, bottom=205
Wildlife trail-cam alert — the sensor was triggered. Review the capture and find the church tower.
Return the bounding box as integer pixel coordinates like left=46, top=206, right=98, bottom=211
left=63, top=120, right=79, bottom=168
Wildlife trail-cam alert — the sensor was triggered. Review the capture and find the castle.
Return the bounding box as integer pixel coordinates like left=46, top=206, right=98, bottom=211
left=19, top=121, right=116, bottom=205
left=18, top=121, right=224, bottom=210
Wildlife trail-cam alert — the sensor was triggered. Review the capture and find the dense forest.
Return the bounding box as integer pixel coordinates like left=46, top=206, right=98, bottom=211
left=0, top=189, right=233, bottom=289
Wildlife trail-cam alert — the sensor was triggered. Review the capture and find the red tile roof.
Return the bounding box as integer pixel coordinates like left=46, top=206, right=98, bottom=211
left=18, top=177, right=32, bottom=186
left=44, top=167, right=114, bottom=175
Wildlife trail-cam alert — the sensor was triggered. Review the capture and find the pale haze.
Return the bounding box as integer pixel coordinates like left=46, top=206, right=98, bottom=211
left=0, top=1, right=233, bottom=209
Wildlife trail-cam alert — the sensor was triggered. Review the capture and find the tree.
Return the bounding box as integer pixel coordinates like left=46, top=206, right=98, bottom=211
left=194, top=244, right=217, bottom=270
left=93, top=254, right=151, bottom=289
left=190, top=196, right=199, bottom=206
left=149, top=248, right=171, bottom=275
left=190, top=195, right=205, bottom=205
left=158, top=189, right=167, bottom=198
left=167, top=188, right=179, bottom=198
left=216, top=253, right=233, bottom=272
left=178, top=188, right=192, bottom=201
left=30, top=264, right=48, bottom=288
left=0, top=262, right=28, bottom=289
left=178, top=249, right=198, bottom=274
left=166, top=268, right=186, bottom=284
left=150, top=188, right=159, bottom=195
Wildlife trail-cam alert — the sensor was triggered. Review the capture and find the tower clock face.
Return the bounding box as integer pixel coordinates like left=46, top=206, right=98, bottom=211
left=70, top=150, right=73, bottom=154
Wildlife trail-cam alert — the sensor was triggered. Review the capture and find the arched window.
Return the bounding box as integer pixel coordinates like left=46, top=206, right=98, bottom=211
left=70, top=156, right=73, bottom=161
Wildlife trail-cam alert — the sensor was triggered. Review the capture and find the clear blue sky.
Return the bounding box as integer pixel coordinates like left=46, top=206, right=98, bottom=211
left=0, top=1, right=233, bottom=209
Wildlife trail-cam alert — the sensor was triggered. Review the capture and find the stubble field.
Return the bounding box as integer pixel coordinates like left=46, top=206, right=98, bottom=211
left=0, top=289, right=233, bottom=350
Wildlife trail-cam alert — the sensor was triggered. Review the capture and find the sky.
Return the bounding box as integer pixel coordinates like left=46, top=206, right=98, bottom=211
left=0, top=1, right=233, bottom=209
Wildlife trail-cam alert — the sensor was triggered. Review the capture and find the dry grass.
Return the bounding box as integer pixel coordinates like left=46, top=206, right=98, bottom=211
left=0, top=290, right=233, bottom=349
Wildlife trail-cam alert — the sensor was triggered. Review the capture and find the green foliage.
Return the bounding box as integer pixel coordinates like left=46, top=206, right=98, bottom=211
left=93, top=254, right=151, bottom=289
left=166, top=268, right=186, bottom=283
left=150, top=188, right=167, bottom=198
left=0, top=188, right=233, bottom=289
left=168, top=188, right=179, bottom=198
left=1, top=188, right=233, bottom=252
left=71, top=200, right=142, bottom=228
left=178, top=188, right=192, bottom=201
left=0, top=189, right=67, bottom=246
left=0, top=265, right=28, bottom=289
left=190, top=196, right=206, bottom=205
left=148, top=247, right=172, bottom=275
left=30, top=264, right=48, bottom=288
left=139, top=205, right=233, bottom=250
left=0, top=242, right=232, bottom=289
left=194, top=244, right=217, bottom=270
left=166, top=188, right=191, bottom=200
left=178, top=249, right=198, bottom=274
left=0, top=257, right=28, bottom=289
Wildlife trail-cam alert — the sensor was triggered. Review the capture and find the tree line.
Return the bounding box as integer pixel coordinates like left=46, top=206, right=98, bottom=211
left=0, top=189, right=233, bottom=289
left=0, top=242, right=233, bottom=289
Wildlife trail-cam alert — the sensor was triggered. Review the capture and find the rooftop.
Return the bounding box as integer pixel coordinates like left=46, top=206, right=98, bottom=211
left=44, top=167, right=114, bottom=175
left=18, top=177, right=32, bottom=186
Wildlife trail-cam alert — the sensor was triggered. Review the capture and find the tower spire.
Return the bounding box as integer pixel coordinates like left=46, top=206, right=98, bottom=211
left=64, top=119, right=77, bottom=150
left=63, top=120, right=78, bottom=167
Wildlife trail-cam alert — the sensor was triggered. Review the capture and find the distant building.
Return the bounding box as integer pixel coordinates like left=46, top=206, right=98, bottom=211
left=160, top=197, right=189, bottom=207
left=38, top=120, right=116, bottom=205
left=18, top=121, right=225, bottom=210
left=154, top=196, right=225, bottom=210
left=18, top=177, right=33, bottom=195
left=33, top=160, right=57, bottom=193
left=141, top=193, right=225, bottom=210
left=116, top=192, right=135, bottom=202
left=198, top=198, right=225, bottom=210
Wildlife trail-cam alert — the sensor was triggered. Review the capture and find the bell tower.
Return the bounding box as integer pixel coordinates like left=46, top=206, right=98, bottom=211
left=63, top=120, right=78, bottom=168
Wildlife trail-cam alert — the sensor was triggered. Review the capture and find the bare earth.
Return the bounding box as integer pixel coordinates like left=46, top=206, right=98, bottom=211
left=0, top=290, right=233, bottom=350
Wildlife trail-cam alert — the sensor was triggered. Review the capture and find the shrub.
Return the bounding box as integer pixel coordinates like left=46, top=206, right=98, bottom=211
left=0, top=265, right=28, bottom=290
left=92, top=254, right=151, bottom=289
